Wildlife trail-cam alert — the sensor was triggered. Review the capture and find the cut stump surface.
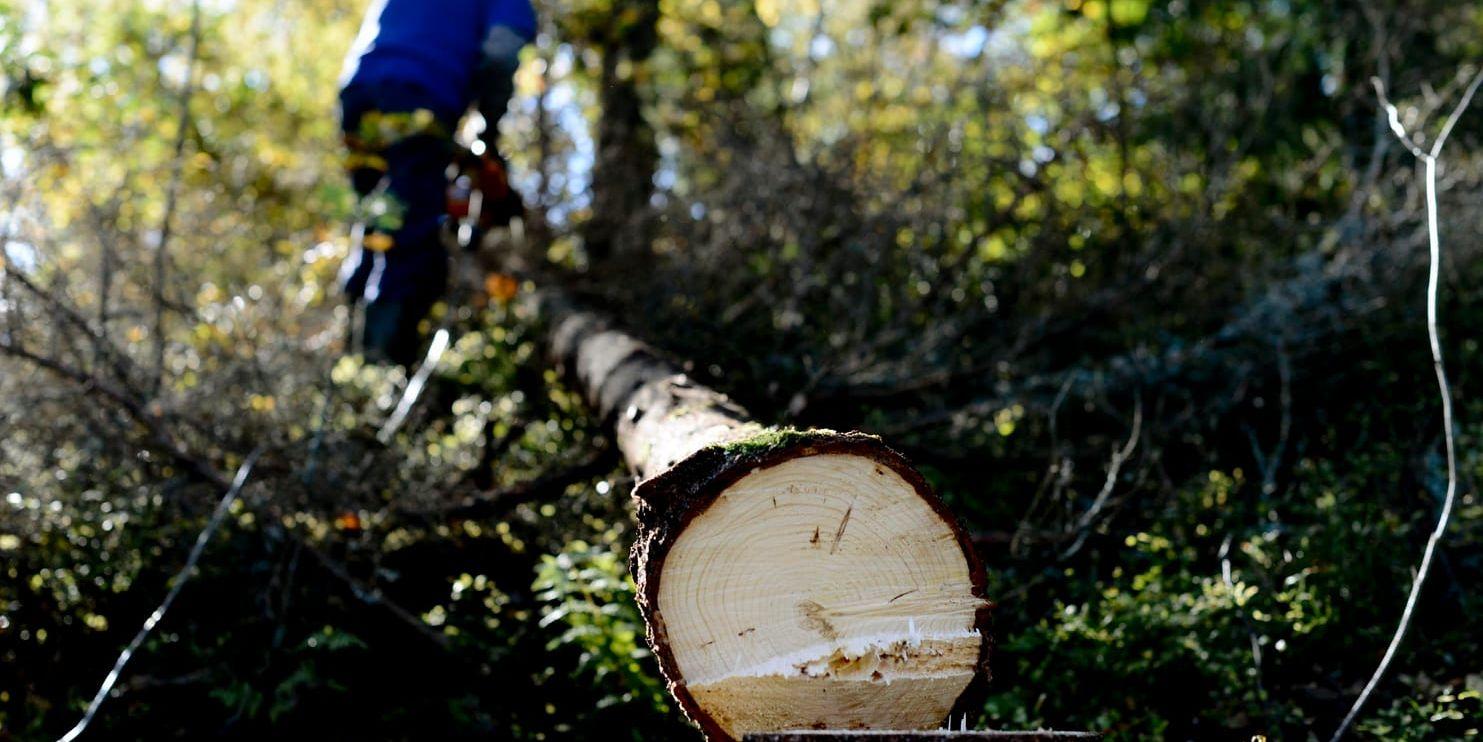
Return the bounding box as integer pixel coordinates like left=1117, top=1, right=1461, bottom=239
left=632, top=431, right=991, bottom=740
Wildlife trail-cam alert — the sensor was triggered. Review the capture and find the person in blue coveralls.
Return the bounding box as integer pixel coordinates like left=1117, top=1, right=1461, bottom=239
left=336, top=0, right=536, bottom=366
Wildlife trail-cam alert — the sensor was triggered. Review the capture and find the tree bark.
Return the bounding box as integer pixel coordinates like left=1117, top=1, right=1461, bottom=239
left=534, top=286, right=993, bottom=741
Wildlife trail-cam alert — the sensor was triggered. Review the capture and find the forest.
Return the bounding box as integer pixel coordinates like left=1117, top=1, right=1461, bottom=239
left=2, top=0, right=1482, bottom=739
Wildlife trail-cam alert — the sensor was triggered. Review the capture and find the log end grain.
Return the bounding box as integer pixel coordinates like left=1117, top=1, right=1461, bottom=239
left=632, top=429, right=993, bottom=741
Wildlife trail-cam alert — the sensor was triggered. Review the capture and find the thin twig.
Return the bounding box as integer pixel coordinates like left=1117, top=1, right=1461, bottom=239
left=404, top=443, right=617, bottom=521
left=1218, top=533, right=1281, bottom=732
left=1060, top=400, right=1142, bottom=560
left=1245, top=340, right=1292, bottom=496
left=1329, top=69, right=1482, bottom=741
left=59, top=449, right=262, bottom=742
left=151, top=0, right=203, bottom=395
left=294, top=534, right=450, bottom=649
left=3, top=265, right=139, bottom=389
left=1011, top=375, right=1077, bottom=555
left=0, top=340, right=225, bottom=488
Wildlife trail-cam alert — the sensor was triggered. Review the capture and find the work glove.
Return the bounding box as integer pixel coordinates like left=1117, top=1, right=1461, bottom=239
left=475, top=151, right=524, bottom=230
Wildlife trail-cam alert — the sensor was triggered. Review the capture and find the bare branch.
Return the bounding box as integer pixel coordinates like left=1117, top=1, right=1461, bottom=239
left=402, top=442, right=617, bottom=522
left=0, top=340, right=226, bottom=488
left=1060, top=400, right=1142, bottom=560
left=59, top=449, right=262, bottom=742
left=295, top=534, right=451, bottom=649
left=151, top=0, right=204, bottom=396
left=1331, top=66, right=1483, bottom=741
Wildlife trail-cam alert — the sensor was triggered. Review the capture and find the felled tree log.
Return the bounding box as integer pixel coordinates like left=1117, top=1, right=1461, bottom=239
left=536, top=287, right=993, bottom=741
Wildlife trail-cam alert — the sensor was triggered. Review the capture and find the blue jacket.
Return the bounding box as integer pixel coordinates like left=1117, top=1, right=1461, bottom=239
left=340, top=0, right=537, bottom=117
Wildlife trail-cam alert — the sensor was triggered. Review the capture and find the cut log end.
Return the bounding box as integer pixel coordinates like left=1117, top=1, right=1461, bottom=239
left=633, top=431, right=991, bottom=741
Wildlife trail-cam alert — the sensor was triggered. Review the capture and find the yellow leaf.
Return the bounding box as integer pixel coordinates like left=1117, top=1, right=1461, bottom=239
left=755, top=0, right=780, bottom=27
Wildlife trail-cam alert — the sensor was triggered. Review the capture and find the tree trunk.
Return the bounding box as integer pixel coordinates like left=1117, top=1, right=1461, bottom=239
left=583, top=0, right=659, bottom=261
left=536, top=287, right=993, bottom=741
